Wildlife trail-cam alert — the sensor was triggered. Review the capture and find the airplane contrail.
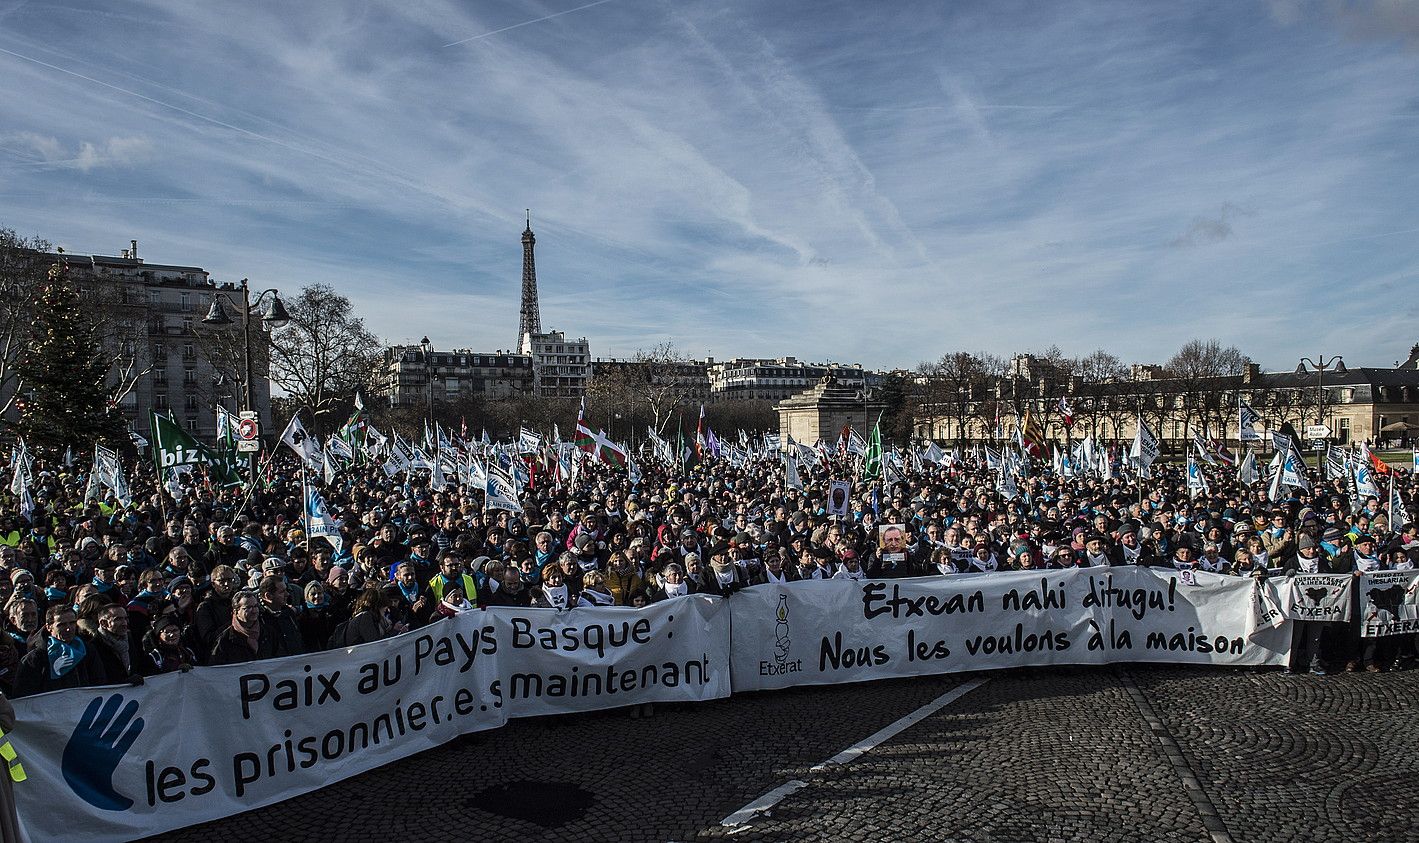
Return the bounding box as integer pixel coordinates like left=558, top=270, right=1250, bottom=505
left=443, top=0, right=614, bottom=47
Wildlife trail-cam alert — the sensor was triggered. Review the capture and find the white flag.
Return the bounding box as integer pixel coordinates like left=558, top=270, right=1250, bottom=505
left=1186, top=454, right=1210, bottom=498
left=1280, top=444, right=1311, bottom=492
left=279, top=415, right=323, bottom=468
left=1353, top=452, right=1381, bottom=500
left=484, top=463, right=522, bottom=513
left=784, top=450, right=803, bottom=491
left=1237, top=449, right=1258, bottom=486
left=1130, top=417, right=1159, bottom=477
left=1266, top=451, right=1284, bottom=503
left=1238, top=399, right=1262, bottom=442
left=1390, top=474, right=1410, bottom=531
left=322, top=447, right=339, bottom=486
left=304, top=482, right=343, bottom=554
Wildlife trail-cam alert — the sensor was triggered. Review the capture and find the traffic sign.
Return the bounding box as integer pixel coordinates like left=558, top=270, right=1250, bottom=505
left=236, top=414, right=261, bottom=452
left=1305, top=424, right=1332, bottom=439
left=1309, top=438, right=1328, bottom=452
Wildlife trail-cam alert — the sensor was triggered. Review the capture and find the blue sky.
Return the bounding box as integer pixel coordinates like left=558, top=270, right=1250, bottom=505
left=2, top=0, right=1417, bottom=371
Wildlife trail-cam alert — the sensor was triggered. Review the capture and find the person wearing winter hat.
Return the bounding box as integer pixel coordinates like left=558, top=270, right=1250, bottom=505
left=138, top=613, right=196, bottom=675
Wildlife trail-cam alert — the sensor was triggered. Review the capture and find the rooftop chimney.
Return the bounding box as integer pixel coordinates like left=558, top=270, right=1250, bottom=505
left=130, top=240, right=138, bottom=260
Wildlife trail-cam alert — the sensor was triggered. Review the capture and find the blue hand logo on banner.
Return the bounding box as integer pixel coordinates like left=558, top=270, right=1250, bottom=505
left=63, top=695, right=144, bottom=811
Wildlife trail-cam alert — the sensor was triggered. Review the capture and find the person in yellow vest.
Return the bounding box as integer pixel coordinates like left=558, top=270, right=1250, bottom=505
left=426, top=553, right=477, bottom=607
left=0, top=688, right=22, bottom=843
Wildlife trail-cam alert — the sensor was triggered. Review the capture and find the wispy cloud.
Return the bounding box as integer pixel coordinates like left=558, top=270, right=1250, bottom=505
left=0, top=0, right=1415, bottom=372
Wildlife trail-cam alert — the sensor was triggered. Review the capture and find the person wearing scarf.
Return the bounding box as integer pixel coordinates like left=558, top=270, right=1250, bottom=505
left=652, top=563, right=694, bottom=602
left=704, top=553, right=744, bottom=597
left=4, top=599, right=37, bottom=651
left=578, top=571, right=616, bottom=607
left=533, top=567, right=572, bottom=610
left=604, top=553, right=645, bottom=605
left=833, top=549, right=866, bottom=581
left=434, top=585, right=475, bottom=619
left=209, top=591, right=267, bottom=666
left=760, top=550, right=799, bottom=585
left=967, top=541, right=1000, bottom=573
left=14, top=606, right=98, bottom=696
left=384, top=562, right=432, bottom=631
left=299, top=581, right=339, bottom=653
left=125, top=569, right=167, bottom=651
left=88, top=603, right=137, bottom=684
left=532, top=531, right=559, bottom=581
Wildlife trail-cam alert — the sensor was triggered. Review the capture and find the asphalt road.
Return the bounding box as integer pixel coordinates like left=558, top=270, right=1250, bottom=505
left=146, top=665, right=1419, bottom=843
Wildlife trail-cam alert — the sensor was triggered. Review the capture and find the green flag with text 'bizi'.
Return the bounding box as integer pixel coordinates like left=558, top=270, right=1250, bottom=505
left=151, top=412, right=243, bottom=487
left=863, top=415, right=883, bottom=479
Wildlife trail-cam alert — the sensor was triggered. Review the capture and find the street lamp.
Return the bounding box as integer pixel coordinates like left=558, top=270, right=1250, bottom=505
left=419, top=336, right=433, bottom=429
left=202, top=279, right=288, bottom=466
left=1295, top=355, right=1346, bottom=430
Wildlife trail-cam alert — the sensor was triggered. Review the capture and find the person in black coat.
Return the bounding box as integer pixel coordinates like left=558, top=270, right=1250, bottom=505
left=209, top=590, right=289, bottom=665
left=191, top=565, right=242, bottom=661
left=383, top=561, right=434, bottom=630
left=485, top=569, right=532, bottom=607
left=297, top=581, right=341, bottom=653
left=752, top=549, right=802, bottom=585
left=258, top=575, right=303, bottom=658
left=14, top=606, right=102, bottom=697
left=700, top=553, right=747, bottom=597
left=84, top=603, right=144, bottom=686
left=137, top=615, right=197, bottom=675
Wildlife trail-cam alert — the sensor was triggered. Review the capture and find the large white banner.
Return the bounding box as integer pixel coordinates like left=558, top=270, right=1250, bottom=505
left=486, top=597, right=731, bottom=717
left=732, top=568, right=1292, bottom=691
left=9, top=612, right=505, bottom=843
left=10, top=574, right=1288, bottom=840
left=1359, top=570, right=1419, bottom=637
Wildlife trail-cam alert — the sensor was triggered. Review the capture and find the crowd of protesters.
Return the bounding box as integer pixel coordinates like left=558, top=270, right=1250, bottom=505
left=0, top=443, right=1415, bottom=698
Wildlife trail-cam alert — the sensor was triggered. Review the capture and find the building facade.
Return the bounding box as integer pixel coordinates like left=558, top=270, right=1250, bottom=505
left=30, top=241, right=273, bottom=441
left=913, top=355, right=1419, bottom=450
left=590, top=357, right=712, bottom=405
left=709, top=357, right=884, bottom=403
left=776, top=376, right=889, bottom=447
left=521, top=330, right=590, bottom=398
left=385, top=345, right=534, bottom=409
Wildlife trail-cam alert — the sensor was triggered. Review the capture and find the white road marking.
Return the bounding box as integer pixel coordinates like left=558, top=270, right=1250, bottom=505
left=717, top=676, right=990, bottom=830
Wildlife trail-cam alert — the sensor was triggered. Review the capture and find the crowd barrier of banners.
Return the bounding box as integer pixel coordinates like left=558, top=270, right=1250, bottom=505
left=15, top=566, right=1418, bottom=841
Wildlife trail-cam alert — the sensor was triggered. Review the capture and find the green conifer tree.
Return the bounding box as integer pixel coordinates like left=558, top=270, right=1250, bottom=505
left=15, top=262, right=126, bottom=450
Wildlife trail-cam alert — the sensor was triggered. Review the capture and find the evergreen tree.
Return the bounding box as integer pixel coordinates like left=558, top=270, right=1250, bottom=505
left=15, top=261, right=126, bottom=450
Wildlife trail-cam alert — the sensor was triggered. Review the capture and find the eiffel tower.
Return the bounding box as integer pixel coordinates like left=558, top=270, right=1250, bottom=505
left=517, top=210, right=541, bottom=352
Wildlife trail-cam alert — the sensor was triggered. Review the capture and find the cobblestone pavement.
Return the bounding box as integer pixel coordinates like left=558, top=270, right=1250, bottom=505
left=146, top=666, right=1419, bottom=843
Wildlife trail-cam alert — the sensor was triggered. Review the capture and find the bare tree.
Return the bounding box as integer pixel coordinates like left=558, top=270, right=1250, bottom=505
left=917, top=351, right=994, bottom=443
left=587, top=342, right=700, bottom=437
left=1075, top=349, right=1127, bottom=440
left=0, top=230, right=52, bottom=425
left=1165, top=339, right=1246, bottom=438
left=268, top=284, right=384, bottom=424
